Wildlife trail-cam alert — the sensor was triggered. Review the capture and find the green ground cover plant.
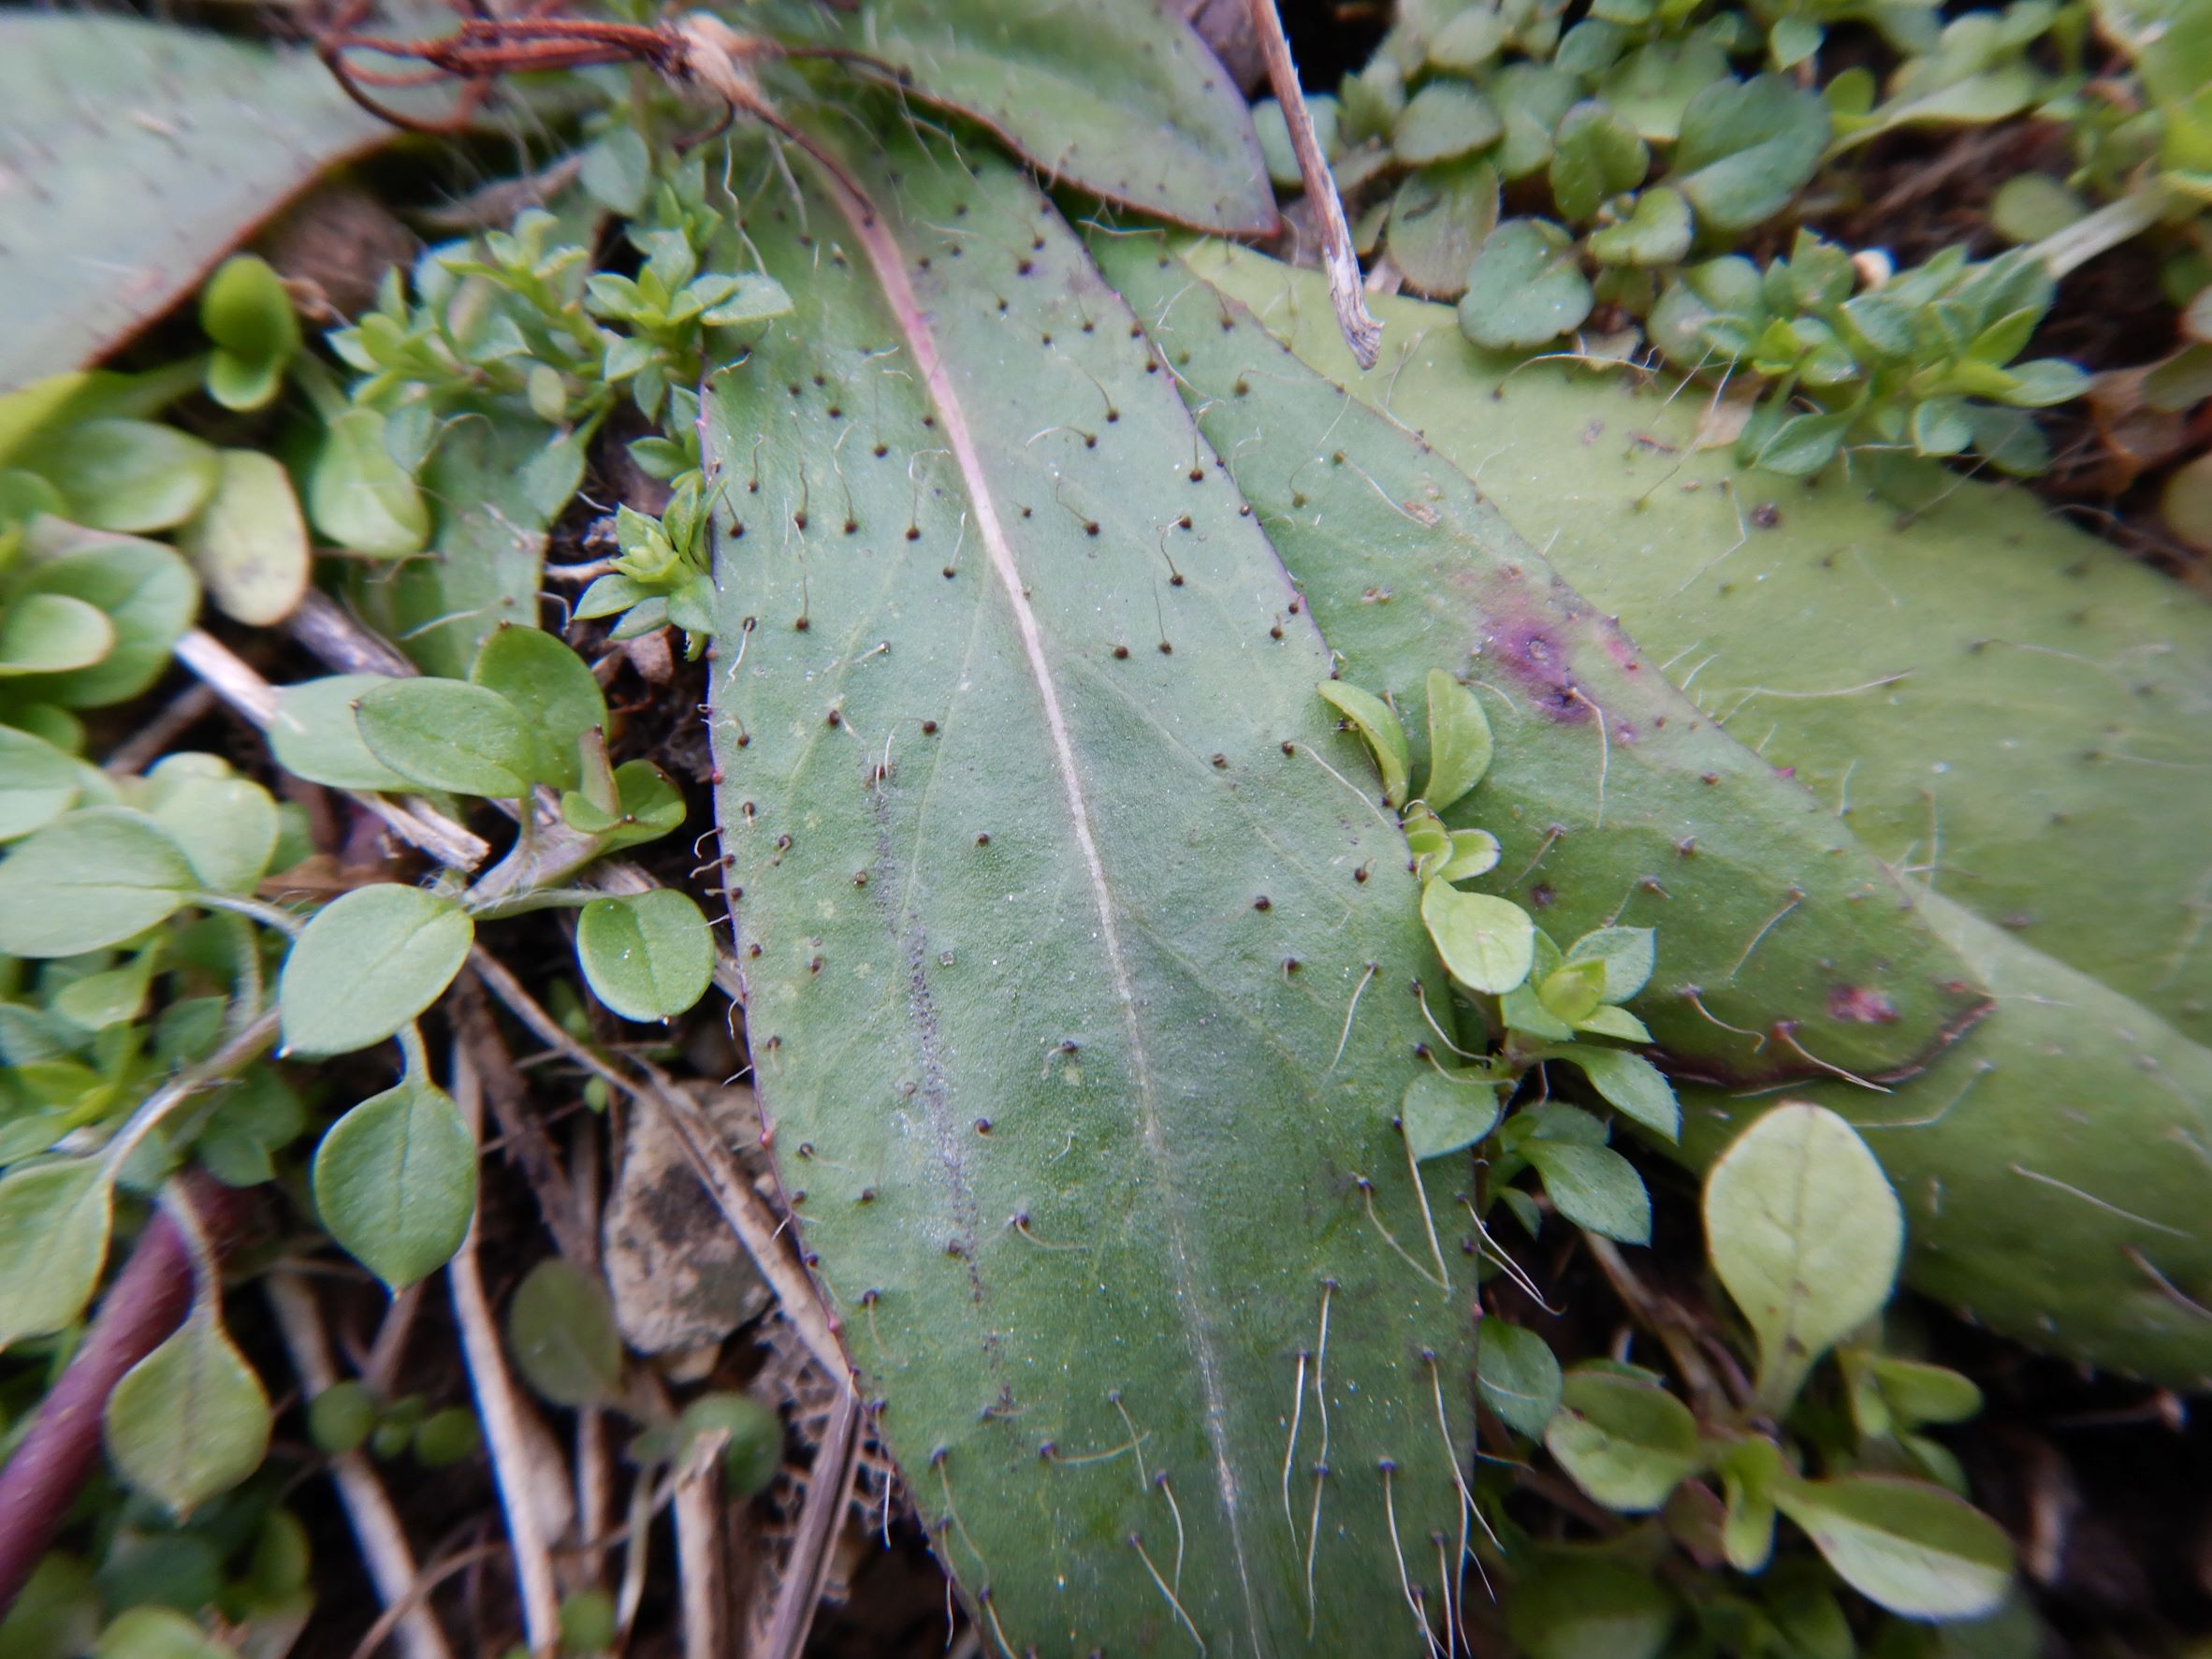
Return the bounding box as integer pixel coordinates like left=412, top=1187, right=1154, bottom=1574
left=0, top=0, right=2204, bottom=1654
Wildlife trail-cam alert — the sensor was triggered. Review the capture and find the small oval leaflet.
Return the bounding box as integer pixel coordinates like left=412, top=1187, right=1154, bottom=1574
left=0, top=1157, right=114, bottom=1347
left=103, top=1305, right=271, bottom=1518
left=1421, top=667, right=1494, bottom=811
left=0, top=806, right=196, bottom=958
left=1317, top=678, right=1411, bottom=807
left=1771, top=1472, right=2014, bottom=1620
left=267, top=674, right=415, bottom=792
left=278, top=883, right=474, bottom=1057
left=1476, top=1319, right=1563, bottom=1437
left=312, top=1076, right=478, bottom=1289
left=1420, top=878, right=1535, bottom=993
left=469, top=623, right=607, bottom=793
left=1543, top=1366, right=1704, bottom=1513
left=355, top=677, right=541, bottom=799
left=1704, top=1101, right=1903, bottom=1413
left=506, top=1258, right=623, bottom=1407
left=575, top=888, right=713, bottom=1022
left=1403, top=1070, right=1503, bottom=1161
left=1523, top=1140, right=1652, bottom=1243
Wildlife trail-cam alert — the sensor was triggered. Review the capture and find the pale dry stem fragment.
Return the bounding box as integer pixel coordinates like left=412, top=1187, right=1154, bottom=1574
left=447, top=1039, right=566, bottom=1656
left=265, top=1273, right=455, bottom=1659
left=1244, top=0, right=1380, bottom=368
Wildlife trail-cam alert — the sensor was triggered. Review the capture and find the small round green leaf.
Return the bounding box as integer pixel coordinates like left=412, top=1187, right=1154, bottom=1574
left=1420, top=880, right=1535, bottom=993
left=1387, top=160, right=1501, bottom=299
left=1403, top=1070, right=1503, bottom=1161
left=575, top=889, right=713, bottom=1022
left=675, top=1391, right=783, bottom=1494
left=1523, top=1141, right=1651, bottom=1243
left=0, top=593, right=114, bottom=677
left=1392, top=79, right=1504, bottom=165
left=1705, top=1102, right=1903, bottom=1413
left=1477, top=1320, right=1563, bottom=1437
left=93, top=1607, right=232, bottom=1659
left=1549, top=100, right=1649, bottom=223
left=1671, top=73, right=1831, bottom=232
left=356, top=678, right=539, bottom=798
left=199, top=255, right=301, bottom=375
left=1560, top=1044, right=1679, bottom=1142
left=1544, top=1368, right=1702, bottom=1512
left=22, top=419, right=219, bottom=533
left=0, top=1157, right=114, bottom=1347
left=308, top=408, right=429, bottom=557
left=313, top=1077, right=478, bottom=1289
left=279, top=884, right=473, bottom=1056
left=6, top=527, right=198, bottom=707
left=1458, top=218, right=1594, bottom=351
left=506, top=1258, right=622, bottom=1407
left=1587, top=186, right=1695, bottom=266
left=144, top=755, right=279, bottom=896
left=470, top=624, right=607, bottom=793
left=413, top=1404, right=482, bottom=1466
left=104, top=1307, right=271, bottom=1518
left=1771, top=1474, right=2013, bottom=1620
left=1563, top=925, right=1655, bottom=1001
left=0, top=808, right=196, bottom=956
left=267, top=675, right=414, bottom=791
left=175, top=450, right=309, bottom=625
left=0, top=723, right=86, bottom=842
left=307, top=1380, right=377, bottom=1454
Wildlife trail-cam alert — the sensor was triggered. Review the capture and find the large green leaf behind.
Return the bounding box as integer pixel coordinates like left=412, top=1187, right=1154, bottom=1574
left=1096, top=233, right=1987, bottom=1088
left=0, top=16, right=388, bottom=389
left=1165, top=245, right=2212, bottom=1384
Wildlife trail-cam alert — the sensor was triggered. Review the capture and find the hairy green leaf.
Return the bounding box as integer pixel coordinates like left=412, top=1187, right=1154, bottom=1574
left=1095, top=242, right=1988, bottom=1092
left=704, top=126, right=1466, bottom=1651
left=757, top=0, right=1277, bottom=234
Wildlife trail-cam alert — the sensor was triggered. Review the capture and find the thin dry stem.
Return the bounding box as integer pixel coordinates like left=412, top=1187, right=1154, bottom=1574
left=266, top=1273, right=457, bottom=1659
left=755, top=1390, right=863, bottom=1659
left=448, top=1040, right=565, bottom=1656
left=676, top=1431, right=733, bottom=1659
left=173, top=629, right=489, bottom=870
left=467, top=949, right=848, bottom=1383
left=1244, top=0, right=1379, bottom=367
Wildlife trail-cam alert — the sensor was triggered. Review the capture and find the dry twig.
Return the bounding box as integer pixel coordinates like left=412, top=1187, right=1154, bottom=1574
left=266, top=1272, right=458, bottom=1659
left=1243, top=0, right=1381, bottom=367
left=448, top=1039, right=567, bottom=1656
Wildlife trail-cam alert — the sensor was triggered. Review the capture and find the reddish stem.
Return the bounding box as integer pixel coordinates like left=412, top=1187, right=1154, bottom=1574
left=0, top=1175, right=254, bottom=1614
